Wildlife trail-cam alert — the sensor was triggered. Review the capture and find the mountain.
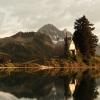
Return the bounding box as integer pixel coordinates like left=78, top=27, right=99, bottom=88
left=0, top=24, right=72, bottom=62
left=38, top=24, right=72, bottom=41
left=0, top=31, right=54, bottom=62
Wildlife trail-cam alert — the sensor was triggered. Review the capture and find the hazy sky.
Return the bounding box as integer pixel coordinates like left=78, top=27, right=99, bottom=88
left=0, top=0, right=100, bottom=41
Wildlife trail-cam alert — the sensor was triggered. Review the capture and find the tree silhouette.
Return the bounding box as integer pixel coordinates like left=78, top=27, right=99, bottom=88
left=73, top=70, right=99, bottom=100
left=73, top=15, right=98, bottom=63
left=64, top=32, right=70, bottom=58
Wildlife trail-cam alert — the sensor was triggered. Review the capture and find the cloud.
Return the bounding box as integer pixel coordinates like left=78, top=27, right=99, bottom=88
left=0, top=0, right=99, bottom=41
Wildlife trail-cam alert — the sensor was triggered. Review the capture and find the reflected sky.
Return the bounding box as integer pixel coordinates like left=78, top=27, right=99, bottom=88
left=0, top=91, right=37, bottom=100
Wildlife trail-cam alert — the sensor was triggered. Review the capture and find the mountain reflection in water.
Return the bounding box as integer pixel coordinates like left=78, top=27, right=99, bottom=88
left=0, top=86, right=99, bottom=100
left=0, top=71, right=99, bottom=100
left=0, top=82, right=99, bottom=100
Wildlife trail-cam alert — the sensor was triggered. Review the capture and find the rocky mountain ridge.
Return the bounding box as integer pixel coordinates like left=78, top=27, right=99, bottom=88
left=0, top=24, right=99, bottom=62
left=38, top=24, right=72, bottom=41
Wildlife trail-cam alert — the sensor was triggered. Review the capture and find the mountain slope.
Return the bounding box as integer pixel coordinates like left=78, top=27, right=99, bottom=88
left=0, top=31, right=54, bottom=62
left=0, top=24, right=73, bottom=62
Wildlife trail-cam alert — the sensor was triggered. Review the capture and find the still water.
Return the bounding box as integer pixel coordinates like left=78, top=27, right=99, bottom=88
left=0, top=78, right=99, bottom=100
left=0, top=70, right=99, bottom=100
left=68, top=86, right=100, bottom=100
left=0, top=87, right=99, bottom=100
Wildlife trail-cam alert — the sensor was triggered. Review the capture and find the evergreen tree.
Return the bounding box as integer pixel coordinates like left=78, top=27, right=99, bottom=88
left=73, top=16, right=98, bottom=62
left=64, top=32, right=70, bottom=57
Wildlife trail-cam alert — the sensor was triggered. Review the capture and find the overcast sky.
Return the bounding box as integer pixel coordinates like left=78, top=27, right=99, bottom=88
left=0, top=0, right=100, bottom=41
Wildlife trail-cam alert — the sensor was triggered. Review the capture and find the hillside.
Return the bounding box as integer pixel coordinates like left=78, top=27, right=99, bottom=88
left=0, top=31, right=54, bottom=62
left=0, top=24, right=72, bottom=62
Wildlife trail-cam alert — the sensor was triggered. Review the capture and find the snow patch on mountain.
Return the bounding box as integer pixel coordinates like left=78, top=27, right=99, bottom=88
left=38, top=24, right=72, bottom=42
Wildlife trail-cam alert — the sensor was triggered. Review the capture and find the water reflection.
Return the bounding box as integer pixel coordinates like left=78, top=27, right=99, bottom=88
left=0, top=71, right=99, bottom=100
left=0, top=91, right=37, bottom=100
left=73, top=70, right=99, bottom=100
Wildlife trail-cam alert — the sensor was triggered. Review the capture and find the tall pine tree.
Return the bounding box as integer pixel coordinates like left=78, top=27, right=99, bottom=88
left=64, top=32, right=70, bottom=58
left=73, top=16, right=98, bottom=63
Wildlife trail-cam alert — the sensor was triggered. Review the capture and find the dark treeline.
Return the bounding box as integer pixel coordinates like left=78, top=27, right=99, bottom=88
left=73, top=15, right=98, bottom=64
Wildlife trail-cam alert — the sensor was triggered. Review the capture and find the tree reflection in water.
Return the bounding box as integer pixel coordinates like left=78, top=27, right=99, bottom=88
left=73, top=70, right=99, bottom=100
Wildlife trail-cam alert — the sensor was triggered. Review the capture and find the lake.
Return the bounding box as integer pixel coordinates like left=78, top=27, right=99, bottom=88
left=0, top=77, right=99, bottom=100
